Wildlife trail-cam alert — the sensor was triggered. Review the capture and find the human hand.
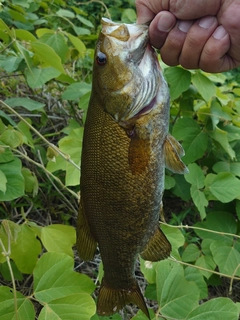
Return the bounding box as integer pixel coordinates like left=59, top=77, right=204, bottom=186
left=136, top=0, right=240, bottom=72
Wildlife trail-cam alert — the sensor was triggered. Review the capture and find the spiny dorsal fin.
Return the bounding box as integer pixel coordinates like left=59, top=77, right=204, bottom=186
left=140, top=227, right=171, bottom=262
left=97, top=278, right=150, bottom=319
left=164, top=134, right=189, bottom=174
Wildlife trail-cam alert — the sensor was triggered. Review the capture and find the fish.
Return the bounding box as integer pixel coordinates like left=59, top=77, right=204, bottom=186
left=76, top=17, right=188, bottom=319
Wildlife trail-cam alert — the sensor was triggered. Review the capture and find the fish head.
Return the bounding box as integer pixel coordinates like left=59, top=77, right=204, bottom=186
left=92, top=18, right=166, bottom=126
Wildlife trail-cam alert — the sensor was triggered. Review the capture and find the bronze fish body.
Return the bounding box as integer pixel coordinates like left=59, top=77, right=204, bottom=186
left=77, top=18, right=188, bottom=318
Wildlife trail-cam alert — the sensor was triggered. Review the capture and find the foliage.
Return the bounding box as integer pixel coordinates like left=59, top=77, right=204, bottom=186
left=0, top=0, right=239, bottom=320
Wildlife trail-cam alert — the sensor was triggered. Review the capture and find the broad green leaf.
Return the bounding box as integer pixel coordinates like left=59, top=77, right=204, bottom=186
left=182, top=244, right=201, bottom=263
left=208, top=172, right=240, bottom=202
left=173, top=118, right=208, bottom=164
left=210, top=241, right=240, bottom=277
left=0, top=110, right=16, bottom=126
left=0, top=55, right=22, bottom=72
left=165, top=175, right=175, bottom=190
left=73, top=26, right=91, bottom=36
left=190, top=185, right=208, bottom=219
left=36, top=28, right=55, bottom=38
left=171, top=174, right=191, bottom=201
left=209, top=126, right=235, bottom=160
left=76, top=15, right=94, bottom=28
left=0, top=158, right=24, bottom=201
left=156, top=260, right=199, bottom=319
left=21, top=167, right=38, bottom=196
left=0, top=145, right=14, bottom=163
left=15, top=41, right=33, bottom=72
left=67, top=32, right=86, bottom=57
left=0, top=286, right=35, bottom=320
left=56, top=9, right=75, bottom=18
left=25, top=66, right=61, bottom=88
left=15, top=29, right=36, bottom=41
left=121, top=8, right=137, bottom=23
left=192, top=72, right=216, bottom=102
left=186, top=297, right=238, bottom=320
left=38, top=293, right=96, bottom=320
left=38, top=33, right=69, bottom=62
left=140, top=258, right=157, bottom=284
left=195, top=255, right=216, bottom=279
left=165, top=67, right=191, bottom=100
left=47, top=127, right=83, bottom=186
left=195, top=211, right=237, bottom=241
left=91, top=314, right=122, bottom=320
left=62, top=82, right=91, bottom=101
left=219, top=123, right=240, bottom=142
left=210, top=100, right=232, bottom=128
left=11, top=224, right=42, bottom=274
left=40, top=224, right=76, bottom=257
left=132, top=309, right=155, bottom=320
left=185, top=163, right=205, bottom=188
left=213, top=161, right=240, bottom=177
left=0, top=169, right=7, bottom=193
left=5, top=97, right=45, bottom=111
left=31, top=41, right=65, bottom=74
left=34, top=252, right=95, bottom=303
left=161, top=224, right=185, bottom=258
left=236, top=200, right=240, bottom=220
left=0, top=128, right=23, bottom=148
left=17, top=119, right=34, bottom=146
left=184, top=267, right=208, bottom=300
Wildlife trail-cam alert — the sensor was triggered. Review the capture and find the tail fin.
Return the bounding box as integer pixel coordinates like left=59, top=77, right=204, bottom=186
left=97, top=278, right=150, bottom=319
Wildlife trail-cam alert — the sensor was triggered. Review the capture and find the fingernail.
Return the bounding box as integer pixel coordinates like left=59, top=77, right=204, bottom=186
left=199, top=16, right=216, bottom=29
left=178, top=20, right=193, bottom=33
left=157, top=13, right=175, bottom=32
left=213, top=25, right=228, bottom=40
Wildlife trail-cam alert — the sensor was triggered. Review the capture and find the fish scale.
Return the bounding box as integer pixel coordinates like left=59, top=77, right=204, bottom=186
left=77, top=18, right=188, bottom=318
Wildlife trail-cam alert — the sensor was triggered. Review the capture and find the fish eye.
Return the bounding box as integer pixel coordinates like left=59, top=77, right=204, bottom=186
left=96, top=51, right=107, bottom=66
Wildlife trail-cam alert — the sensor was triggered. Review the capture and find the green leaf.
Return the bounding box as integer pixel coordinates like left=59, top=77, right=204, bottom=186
left=25, top=67, right=61, bottom=88
left=171, top=174, right=191, bottom=201
left=40, top=224, right=76, bottom=257
left=0, top=169, right=7, bottom=193
left=210, top=100, right=232, bottom=128
left=165, top=175, right=175, bottom=189
left=185, top=163, right=205, bottom=188
left=62, top=82, right=91, bottom=101
left=161, top=224, right=185, bottom=258
left=15, top=29, right=36, bottom=41
left=192, top=72, right=216, bottom=102
left=11, top=224, right=42, bottom=274
left=184, top=267, right=208, bottom=300
left=34, top=252, right=95, bottom=303
left=39, top=33, right=69, bottom=62
left=31, top=41, right=65, bottom=74
left=209, top=126, right=235, bottom=160
left=121, top=8, right=137, bottom=23
left=173, top=118, right=208, bottom=164
left=156, top=260, right=199, bottom=319
left=56, top=9, right=75, bottom=18
left=38, top=294, right=96, bottom=320
left=210, top=241, right=240, bottom=277
left=21, top=167, right=38, bottom=196
left=213, top=161, right=240, bottom=177
left=5, top=97, right=45, bottom=111
left=195, top=211, right=237, bottom=241
left=67, top=32, right=86, bottom=57
left=208, top=172, right=240, bottom=202
left=0, top=146, right=14, bottom=163
left=0, top=158, right=25, bottom=201
left=182, top=244, right=201, bottom=262
left=0, top=128, right=23, bottom=148
left=195, top=255, right=216, bottom=279
left=165, top=67, right=191, bottom=100
left=0, top=55, right=22, bottom=72
left=0, top=286, right=35, bottom=320
left=76, top=15, right=94, bottom=28
left=186, top=297, right=239, bottom=320
left=191, top=185, right=208, bottom=219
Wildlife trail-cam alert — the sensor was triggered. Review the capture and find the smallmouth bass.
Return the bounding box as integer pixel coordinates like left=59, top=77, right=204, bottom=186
left=77, top=18, right=188, bottom=318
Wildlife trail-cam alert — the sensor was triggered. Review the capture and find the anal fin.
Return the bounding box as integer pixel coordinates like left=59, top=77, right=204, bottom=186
left=140, top=227, right=171, bottom=261
left=164, top=134, right=189, bottom=174
left=97, top=278, right=150, bottom=319
left=76, top=198, right=97, bottom=261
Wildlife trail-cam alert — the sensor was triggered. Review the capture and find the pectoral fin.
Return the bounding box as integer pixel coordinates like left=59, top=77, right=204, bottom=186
left=76, top=198, right=97, bottom=261
left=140, top=227, right=171, bottom=261
left=164, top=134, right=189, bottom=174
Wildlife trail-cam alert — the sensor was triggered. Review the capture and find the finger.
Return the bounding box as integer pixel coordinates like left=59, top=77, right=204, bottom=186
left=199, top=26, right=233, bottom=72
left=136, top=0, right=157, bottom=24
left=148, top=11, right=177, bottom=49
left=179, top=16, right=218, bottom=69
left=159, top=20, right=194, bottom=66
